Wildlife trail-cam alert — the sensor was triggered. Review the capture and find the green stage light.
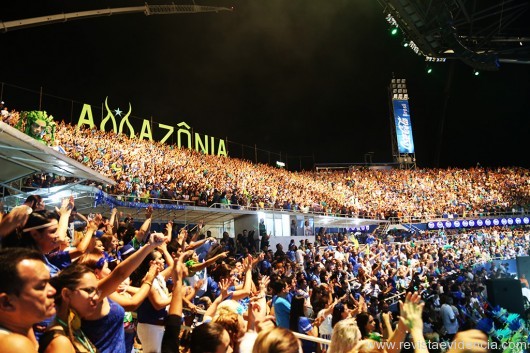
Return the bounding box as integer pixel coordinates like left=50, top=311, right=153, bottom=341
left=390, top=27, right=398, bottom=36
left=426, top=67, right=433, bottom=74
left=403, top=41, right=409, bottom=47
left=474, top=70, right=480, bottom=76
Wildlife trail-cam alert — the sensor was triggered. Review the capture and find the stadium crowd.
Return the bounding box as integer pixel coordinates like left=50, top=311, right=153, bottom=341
left=1, top=190, right=529, bottom=353
left=0, top=108, right=528, bottom=353
left=3, top=114, right=530, bottom=220
left=48, top=121, right=530, bottom=220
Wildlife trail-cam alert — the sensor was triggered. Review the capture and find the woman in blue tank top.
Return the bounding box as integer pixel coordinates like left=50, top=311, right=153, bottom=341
left=133, top=246, right=175, bottom=353
left=39, top=234, right=165, bottom=353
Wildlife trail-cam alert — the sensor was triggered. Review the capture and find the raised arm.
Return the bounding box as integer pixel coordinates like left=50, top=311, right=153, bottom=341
left=247, top=276, right=270, bottom=332
left=186, top=237, right=209, bottom=251
left=0, top=205, right=31, bottom=238
left=67, top=220, right=97, bottom=260
left=228, top=255, right=253, bottom=301
left=164, top=221, right=173, bottom=243
left=168, top=253, right=185, bottom=316
left=203, top=277, right=232, bottom=320
left=55, top=197, right=74, bottom=243
left=109, top=263, right=158, bottom=311
left=161, top=253, right=186, bottom=353
left=189, top=251, right=228, bottom=273
left=74, top=210, right=89, bottom=224
left=189, top=221, right=203, bottom=243
left=157, top=242, right=175, bottom=280
left=176, top=228, right=188, bottom=250
left=134, top=206, right=153, bottom=245
left=313, top=298, right=338, bottom=328
left=98, top=232, right=164, bottom=298
left=107, top=208, right=118, bottom=231
left=398, top=292, right=428, bottom=353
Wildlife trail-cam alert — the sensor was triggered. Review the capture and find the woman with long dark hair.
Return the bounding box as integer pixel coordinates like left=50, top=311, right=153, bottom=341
left=38, top=234, right=165, bottom=353
left=289, top=294, right=331, bottom=353
left=130, top=244, right=174, bottom=353
left=356, top=312, right=376, bottom=340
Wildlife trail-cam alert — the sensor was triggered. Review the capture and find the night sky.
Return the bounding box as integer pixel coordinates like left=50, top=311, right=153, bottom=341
left=1, top=0, right=529, bottom=169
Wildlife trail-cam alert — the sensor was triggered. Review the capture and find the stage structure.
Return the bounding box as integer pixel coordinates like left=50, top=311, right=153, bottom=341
left=378, top=0, right=530, bottom=71
left=388, top=78, right=416, bottom=170
left=0, top=3, right=232, bottom=32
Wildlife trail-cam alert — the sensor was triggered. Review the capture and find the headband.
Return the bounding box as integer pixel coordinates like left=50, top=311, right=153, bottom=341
left=22, top=219, right=58, bottom=232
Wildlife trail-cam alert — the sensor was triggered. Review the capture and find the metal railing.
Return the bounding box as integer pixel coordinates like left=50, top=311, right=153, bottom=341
left=292, top=332, right=331, bottom=345
left=383, top=291, right=406, bottom=304
left=5, top=182, right=530, bottom=225
left=109, top=194, right=197, bottom=206
left=207, top=202, right=383, bottom=220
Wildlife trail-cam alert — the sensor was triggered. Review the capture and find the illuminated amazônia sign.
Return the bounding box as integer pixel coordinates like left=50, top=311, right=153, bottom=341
left=76, top=97, right=227, bottom=156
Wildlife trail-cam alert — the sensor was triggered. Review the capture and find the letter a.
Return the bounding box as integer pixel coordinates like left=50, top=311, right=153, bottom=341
left=139, top=119, right=153, bottom=141
left=217, top=139, right=227, bottom=157
left=78, top=104, right=95, bottom=129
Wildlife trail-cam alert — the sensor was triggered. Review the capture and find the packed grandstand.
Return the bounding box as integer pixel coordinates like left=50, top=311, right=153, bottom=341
left=3, top=108, right=530, bottom=220
left=1, top=107, right=529, bottom=353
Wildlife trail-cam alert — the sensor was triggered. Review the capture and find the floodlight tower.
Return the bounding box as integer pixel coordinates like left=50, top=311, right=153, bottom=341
left=388, top=78, right=416, bottom=169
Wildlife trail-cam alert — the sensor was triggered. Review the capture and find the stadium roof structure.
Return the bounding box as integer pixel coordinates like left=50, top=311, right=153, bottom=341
left=0, top=121, right=115, bottom=197
left=379, top=0, right=530, bottom=70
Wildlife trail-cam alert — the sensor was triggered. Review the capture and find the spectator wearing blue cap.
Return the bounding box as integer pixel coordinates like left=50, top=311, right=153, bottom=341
left=118, top=244, right=136, bottom=260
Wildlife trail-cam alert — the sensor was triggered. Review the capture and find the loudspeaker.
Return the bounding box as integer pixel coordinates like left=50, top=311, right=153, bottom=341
left=486, top=278, right=524, bottom=315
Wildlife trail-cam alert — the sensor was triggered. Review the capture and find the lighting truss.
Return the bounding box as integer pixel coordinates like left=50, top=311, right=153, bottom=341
left=379, top=0, right=530, bottom=70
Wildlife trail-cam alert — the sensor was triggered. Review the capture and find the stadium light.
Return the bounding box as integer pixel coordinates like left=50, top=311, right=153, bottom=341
left=276, top=161, right=285, bottom=168
left=473, top=70, right=480, bottom=76
left=390, top=79, right=409, bottom=100
left=426, top=66, right=433, bottom=74
left=390, top=27, right=399, bottom=36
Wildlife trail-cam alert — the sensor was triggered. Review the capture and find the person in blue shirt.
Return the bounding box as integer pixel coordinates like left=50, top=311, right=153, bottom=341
left=259, top=251, right=272, bottom=275
left=40, top=233, right=166, bottom=353
left=287, top=245, right=297, bottom=262
left=289, top=294, right=331, bottom=353
left=271, top=280, right=291, bottom=329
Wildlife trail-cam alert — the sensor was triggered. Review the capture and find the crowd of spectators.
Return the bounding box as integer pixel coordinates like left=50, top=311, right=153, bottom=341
left=51, top=121, right=530, bottom=220
left=1, top=193, right=525, bottom=353
left=3, top=113, right=530, bottom=220
left=1, top=107, right=530, bottom=353
left=0, top=101, right=19, bottom=126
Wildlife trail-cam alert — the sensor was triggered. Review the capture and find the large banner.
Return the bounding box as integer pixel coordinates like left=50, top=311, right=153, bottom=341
left=392, top=99, right=415, bottom=154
